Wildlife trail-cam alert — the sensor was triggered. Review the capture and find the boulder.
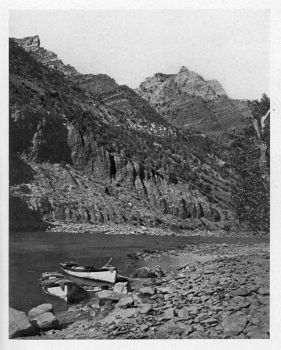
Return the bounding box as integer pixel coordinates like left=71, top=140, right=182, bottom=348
left=178, top=306, right=191, bottom=319
left=9, top=307, right=36, bottom=338
left=139, top=303, right=153, bottom=315
left=113, top=282, right=128, bottom=294
left=139, top=324, right=149, bottom=332
left=234, top=288, right=250, bottom=297
left=131, top=293, right=143, bottom=305
left=222, top=314, right=248, bottom=336
left=156, top=285, right=176, bottom=294
left=184, top=325, right=194, bottom=336
left=154, top=320, right=175, bottom=338
left=115, top=296, right=134, bottom=309
left=133, top=265, right=165, bottom=278
left=28, top=303, right=54, bottom=320
left=96, top=290, right=122, bottom=303
left=139, top=286, right=156, bottom=296
left=162, top=307, right=175, bottom=320
left=188, top=330, right=207, bottom=339
left=133, top=267, right=157, bottom=278
left=247, top=328, right=268, bottom=339
left=30, top=312, right=59, bottom=331
left=209, top=276, right=220, bottom=285
left=258, top=287, right=269, bottom=296
left=152, top=265, right=165, bottom=278
left=100, top=307, right=139, bottom=324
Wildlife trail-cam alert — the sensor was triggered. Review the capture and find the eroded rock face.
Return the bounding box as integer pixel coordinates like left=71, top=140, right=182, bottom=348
left=136, top=66, right=246, bottom=136
left=9, top=37, right=238, bottom=231
left=9, top=154, right=230, bottom=229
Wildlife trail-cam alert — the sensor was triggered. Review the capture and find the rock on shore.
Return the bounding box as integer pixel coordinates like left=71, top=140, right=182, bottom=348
left=9, top=303, right=60, bottom=338
left=9, top=308, right=36, bottom=338
left=40, top=242, right=269, bottom=339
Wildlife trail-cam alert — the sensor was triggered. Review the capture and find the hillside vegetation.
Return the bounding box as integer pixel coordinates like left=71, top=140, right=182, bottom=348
left=9, top=37, right=269, bottom=234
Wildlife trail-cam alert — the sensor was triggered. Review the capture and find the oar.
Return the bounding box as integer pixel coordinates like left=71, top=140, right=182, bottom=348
left=104, top=257, right=112, bottom=267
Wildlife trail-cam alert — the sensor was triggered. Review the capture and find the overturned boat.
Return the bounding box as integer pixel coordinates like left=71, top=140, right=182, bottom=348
left=58, top=259, right=118, bottom=284
left=40, top=272, right=89, bottom=303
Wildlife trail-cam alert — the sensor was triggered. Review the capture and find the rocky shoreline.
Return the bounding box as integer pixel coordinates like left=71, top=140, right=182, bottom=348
left=45, top=221, right=262, bottom=238
left=12, top=241, right=269, bottom=339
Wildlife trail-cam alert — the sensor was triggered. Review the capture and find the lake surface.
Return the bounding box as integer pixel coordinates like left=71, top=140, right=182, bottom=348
left=9, top=231, right=268, bottom=313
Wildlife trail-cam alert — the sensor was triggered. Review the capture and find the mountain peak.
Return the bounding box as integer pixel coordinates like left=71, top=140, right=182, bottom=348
left=178, top=66, right=189, bottom=74
left=177, top=65, right=203, bottom=79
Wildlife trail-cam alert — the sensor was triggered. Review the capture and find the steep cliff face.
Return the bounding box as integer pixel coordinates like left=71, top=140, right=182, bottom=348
left=9, top=37, right=238, bottom=232
left=136, top=67, right=246, bottom=137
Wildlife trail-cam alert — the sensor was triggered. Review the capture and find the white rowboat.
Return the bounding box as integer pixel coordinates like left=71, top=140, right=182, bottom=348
left=59, top=261, right=118, bottom=284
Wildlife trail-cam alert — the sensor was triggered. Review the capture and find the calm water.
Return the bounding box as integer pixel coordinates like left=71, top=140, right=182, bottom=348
left=9, top=231, right=268, bottom=313
left=9, top=231, right=191, bottom=312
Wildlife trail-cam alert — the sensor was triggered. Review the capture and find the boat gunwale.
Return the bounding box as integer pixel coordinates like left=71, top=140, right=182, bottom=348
left=59, top=263, right=117, bottom=273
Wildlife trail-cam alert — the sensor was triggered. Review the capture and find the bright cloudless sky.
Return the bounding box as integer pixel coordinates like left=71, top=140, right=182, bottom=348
left=9, top=9, right=269, bottom=100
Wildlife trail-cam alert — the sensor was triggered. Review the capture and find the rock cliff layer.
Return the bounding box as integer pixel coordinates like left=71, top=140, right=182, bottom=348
left=136, top=67, right=246, bottom=137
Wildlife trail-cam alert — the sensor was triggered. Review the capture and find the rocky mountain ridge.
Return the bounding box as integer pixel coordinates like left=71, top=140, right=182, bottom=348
left=13, top=35, right=119, bottom=95
left=139, top=66, right=227, bottom=101
left=10, top=36, right=241, bottom=232
left=136, top=67, right=247, bottom=137
left=12, top=35, right=79, bottom=76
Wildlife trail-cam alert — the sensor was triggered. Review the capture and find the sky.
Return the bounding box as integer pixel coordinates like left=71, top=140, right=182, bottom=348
left=9, top=9, right=269, bottom=100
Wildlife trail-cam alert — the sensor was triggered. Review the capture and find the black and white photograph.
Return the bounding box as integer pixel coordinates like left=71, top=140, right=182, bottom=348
left=2, top=0, right=280, bottom=346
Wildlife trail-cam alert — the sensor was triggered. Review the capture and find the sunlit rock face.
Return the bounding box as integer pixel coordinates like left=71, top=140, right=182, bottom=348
left=136, top=66, right=246, bottom=137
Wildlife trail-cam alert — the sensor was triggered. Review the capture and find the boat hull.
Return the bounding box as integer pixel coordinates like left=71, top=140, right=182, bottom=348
left=59, top=266, right=117, bottom=283
left=43, top=285, right=68, bottom=301
left=40, top=273, right=89, bottom=303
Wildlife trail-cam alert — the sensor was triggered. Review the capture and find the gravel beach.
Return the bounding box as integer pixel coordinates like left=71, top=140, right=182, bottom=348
left=34, top=240, right=269, bottom=339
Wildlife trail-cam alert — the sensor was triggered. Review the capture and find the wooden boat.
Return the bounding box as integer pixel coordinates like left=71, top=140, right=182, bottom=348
left=58, top=259, right=118, bottom=284
left=40, top=272, right=88, bottom=303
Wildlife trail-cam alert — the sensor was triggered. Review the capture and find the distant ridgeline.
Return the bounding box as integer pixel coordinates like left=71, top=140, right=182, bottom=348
left=9, top=36, right=269, bottom=233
